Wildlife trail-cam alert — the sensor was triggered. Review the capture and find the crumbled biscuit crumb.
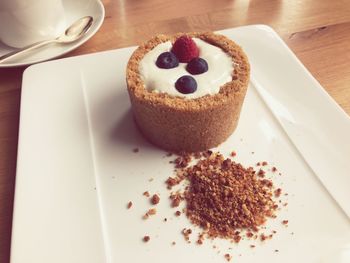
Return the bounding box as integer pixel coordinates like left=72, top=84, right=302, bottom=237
left=182, top=228, right=192, bottom=241
left=170, top=192, right=182, bottom=207
left=224, top=253, right=232, bottom=261
left=197, top=233, right=205, bottom=245
left=151, top=194, right=160, bottom=205
left=246, top=232, right=253, bottom=238
left=260, top=233, right=267, bottom=241
left=282, top=220, right=289, bottom=225
left=148, top=208, right=157, bottom=215
left=202, top=150, right=213, bottom=158
left=274, top=188, right=282, bottom=197
left=174, top=154, right=192, bottom=168
left=233, top=234, right=242, bottom=243
left=257, top=169, right=265, bottom=177
left=143, top=208, right=157, bottom=219
left=127, top=201, right=132, bottom=209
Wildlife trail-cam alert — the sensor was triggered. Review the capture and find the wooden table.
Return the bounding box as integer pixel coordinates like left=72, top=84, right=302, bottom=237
left=0, top=0, right=349, bottom=261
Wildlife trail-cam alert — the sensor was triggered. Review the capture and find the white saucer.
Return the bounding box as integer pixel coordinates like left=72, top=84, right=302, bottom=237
left=0, top=0, right=105, bottom=68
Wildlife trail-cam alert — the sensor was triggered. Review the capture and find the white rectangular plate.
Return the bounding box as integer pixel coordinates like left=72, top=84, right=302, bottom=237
left=12, top=25, right=350, bottom=263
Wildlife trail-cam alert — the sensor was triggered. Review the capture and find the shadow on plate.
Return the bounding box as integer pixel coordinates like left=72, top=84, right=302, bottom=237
left=91, top=86, right=159, bottom=153
left=109, top=109, right=156, bottom=151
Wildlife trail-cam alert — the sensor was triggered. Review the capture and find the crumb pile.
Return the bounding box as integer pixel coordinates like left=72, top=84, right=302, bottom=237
left=128, top=148, right=288, bottom=261
left=167, top=151, right=279, bottom=241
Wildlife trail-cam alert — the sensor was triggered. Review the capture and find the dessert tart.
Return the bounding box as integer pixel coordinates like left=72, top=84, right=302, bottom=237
left=126, top=32, right=250, bottom=152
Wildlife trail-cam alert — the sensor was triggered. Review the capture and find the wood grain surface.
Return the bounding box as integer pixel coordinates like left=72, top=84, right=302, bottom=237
left=0, top=0, right=349, bottom=262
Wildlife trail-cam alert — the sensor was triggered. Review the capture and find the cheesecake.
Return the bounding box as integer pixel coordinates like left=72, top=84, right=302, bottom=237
left=126, top=32, right=250, bottom=152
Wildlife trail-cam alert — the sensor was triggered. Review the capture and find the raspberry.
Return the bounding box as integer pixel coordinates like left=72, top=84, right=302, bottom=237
left=171, top=36, right=199, bottom=63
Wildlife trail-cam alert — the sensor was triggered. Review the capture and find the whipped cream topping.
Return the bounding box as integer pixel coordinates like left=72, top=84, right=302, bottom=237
left=139, top=38, right=234, bottom=99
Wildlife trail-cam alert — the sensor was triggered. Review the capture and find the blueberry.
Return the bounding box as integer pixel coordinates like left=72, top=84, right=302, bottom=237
left=156, top=52, right=179, bottom=69
left=175, top=75, right=197, bottom=94
left=186, top=57, right=208, bottom=75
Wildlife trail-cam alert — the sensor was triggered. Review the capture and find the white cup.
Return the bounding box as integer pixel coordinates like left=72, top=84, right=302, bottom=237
left=0, top=0, right=66, bottom=48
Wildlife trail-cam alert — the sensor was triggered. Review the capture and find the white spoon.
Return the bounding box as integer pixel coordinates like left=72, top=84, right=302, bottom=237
left=0, top=16, right=93, bottom=64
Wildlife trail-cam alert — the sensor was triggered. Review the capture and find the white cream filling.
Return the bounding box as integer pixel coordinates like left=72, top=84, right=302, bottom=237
left=139, top=38, right=234, bottom=99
